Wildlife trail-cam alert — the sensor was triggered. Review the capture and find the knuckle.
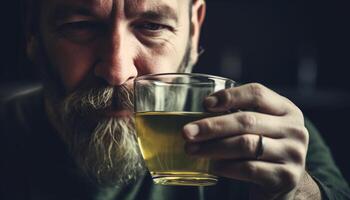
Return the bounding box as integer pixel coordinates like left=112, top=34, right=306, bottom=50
left=200, top=119, right=212, bottom=132
left=286, top=143, right=306, bottom=164
left=238, top=135, right=256, bottom=157
left=288, top=126, right=309, bottom=145
left=200, top=118, right=217, bottom=133
left=237, top=113, right=256, bottom=131
left=300, top=127, right=309, bottom=144
left=249, top=83, right=266, bottom=98
left=219, top=89, right=233, bottom=109
left=290, top=104, right=305, bottom=123
left=278, top=167, right=299, bottom=192
left=248, top=83, right=267, bottom=109
left=242, top=162, right=258, bottom=178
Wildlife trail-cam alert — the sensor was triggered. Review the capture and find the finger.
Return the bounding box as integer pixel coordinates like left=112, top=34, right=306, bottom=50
left=185, top=135, right=303, bottom=163
left=211, top=160, right=301, bottom=191
left=203, top=83, right=298, bottom=116
left=183, top=111, right=288, bottom=142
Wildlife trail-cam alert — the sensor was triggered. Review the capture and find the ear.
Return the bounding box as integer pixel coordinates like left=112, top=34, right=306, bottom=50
left=26, top=34, right=38, bottom=62
left=189, top=0, right=206, bottom=67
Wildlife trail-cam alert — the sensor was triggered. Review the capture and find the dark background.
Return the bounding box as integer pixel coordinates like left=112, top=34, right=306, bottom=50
left=1, top=0, right=349, bottom=183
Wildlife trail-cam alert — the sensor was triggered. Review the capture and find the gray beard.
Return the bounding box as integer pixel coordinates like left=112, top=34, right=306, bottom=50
left=56, top=84, right=145, bottom=187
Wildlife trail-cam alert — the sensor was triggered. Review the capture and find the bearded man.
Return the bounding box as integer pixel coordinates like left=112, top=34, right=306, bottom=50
left=1, top=0, right=349, bottom=199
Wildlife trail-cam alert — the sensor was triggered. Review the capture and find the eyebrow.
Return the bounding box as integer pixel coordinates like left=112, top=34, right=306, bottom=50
left=51, top=5, right=98, bottom=21
left=128, top=5, right=178, bottom=23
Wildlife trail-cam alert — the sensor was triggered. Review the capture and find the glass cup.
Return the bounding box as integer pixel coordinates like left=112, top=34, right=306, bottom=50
left=134, top=73, right=235, bottom=186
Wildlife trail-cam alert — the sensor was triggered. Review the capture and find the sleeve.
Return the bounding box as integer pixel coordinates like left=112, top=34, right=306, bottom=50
left=305, top=118, right=350, bottom=200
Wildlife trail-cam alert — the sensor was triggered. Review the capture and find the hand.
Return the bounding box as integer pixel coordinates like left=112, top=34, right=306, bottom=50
left=182, top=83, right=309, bottom=200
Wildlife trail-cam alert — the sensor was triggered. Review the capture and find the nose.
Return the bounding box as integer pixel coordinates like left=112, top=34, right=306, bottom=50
left=94, top=26, right=137, bottom=86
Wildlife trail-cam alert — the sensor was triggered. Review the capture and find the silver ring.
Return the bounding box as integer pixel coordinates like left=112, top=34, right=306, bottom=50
left=255, top=135, right=264, bottom=160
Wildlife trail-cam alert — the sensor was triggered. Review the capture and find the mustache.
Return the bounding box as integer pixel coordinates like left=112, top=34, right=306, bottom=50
left=62, top=82, right=134, bottom=117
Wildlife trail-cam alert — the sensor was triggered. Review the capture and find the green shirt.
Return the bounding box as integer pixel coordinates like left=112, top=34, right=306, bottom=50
left=1, top=87, right=349, bottom=199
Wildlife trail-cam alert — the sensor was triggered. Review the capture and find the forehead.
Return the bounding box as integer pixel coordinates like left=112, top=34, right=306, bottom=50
left=41, top=0, right=190, bottom=19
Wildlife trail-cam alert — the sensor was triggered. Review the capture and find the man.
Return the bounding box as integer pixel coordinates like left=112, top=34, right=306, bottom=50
left=1, top=0, right=349, bottom=199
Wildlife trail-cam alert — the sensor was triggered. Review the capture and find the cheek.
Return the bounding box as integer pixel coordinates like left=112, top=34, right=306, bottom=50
left=139, top=54, right=182, bottom=75
left=45, top=39, right=96, bottom=91
left=137, top=37, right=190, bottom=75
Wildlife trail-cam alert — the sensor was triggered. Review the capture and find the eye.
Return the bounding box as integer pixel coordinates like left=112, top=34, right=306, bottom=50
left=56, top=21, right=105, bottom=43
left=135, top=22, right=175, bottom=33
left=134, top=22, right=175, bottom=43
left=137, top=22, right=168, bottom=31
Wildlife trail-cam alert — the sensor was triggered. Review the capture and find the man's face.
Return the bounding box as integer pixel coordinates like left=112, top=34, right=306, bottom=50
left=31, top=0, right=205, bottom=186
left=39, top=0, right=196, bottom=93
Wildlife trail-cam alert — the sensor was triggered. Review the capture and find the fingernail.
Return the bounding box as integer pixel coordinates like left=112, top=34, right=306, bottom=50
left=187, top=144, right=200, bottom=154
left=183, top=124, right=199, bottom=138
left=205, top=96, right=218, bottom=108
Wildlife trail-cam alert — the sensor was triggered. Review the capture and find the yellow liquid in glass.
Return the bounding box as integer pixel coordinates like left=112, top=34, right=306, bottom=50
left=135, top=112, right=218, bottom=186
